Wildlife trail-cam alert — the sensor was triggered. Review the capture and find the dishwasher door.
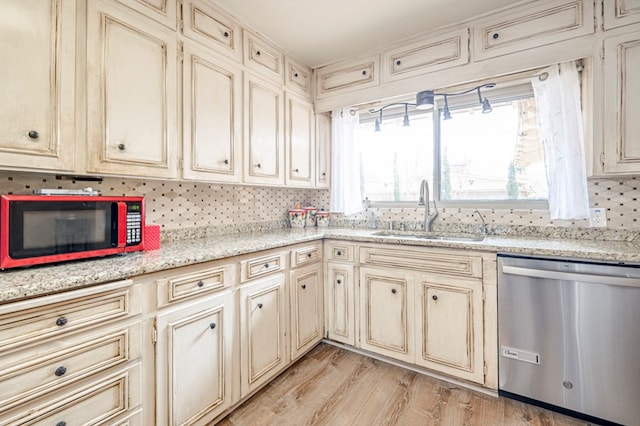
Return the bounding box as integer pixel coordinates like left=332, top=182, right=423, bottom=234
left=498, top=255, right=640, bottom=426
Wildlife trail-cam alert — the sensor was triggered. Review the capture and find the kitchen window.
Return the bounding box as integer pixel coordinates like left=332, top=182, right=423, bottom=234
left=357, top=83, right=548, bottom=206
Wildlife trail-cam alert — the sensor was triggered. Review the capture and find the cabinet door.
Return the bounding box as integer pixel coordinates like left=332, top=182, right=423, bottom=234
left=285, top=94, right=315, bottom=187
left=603, top=0, right=640, bottom=30
left=182, top=0, right=241, bottom=60
left=156, top=292, right=234, bottom=426
left=290, top=264, right=323, bottom=361
left=87, top=0, right=177, bottom=178
left=0, top=0, right=75, bottom=172
left=115, top=0, right=177, bottom=29
left=315, top=113, right=331, bottom=188
left=243, top=75, right=284, bottom=185
left=315, top=54, right=379, bottom=99
left=602, top=29, right=640, bottom=174
left=240, top=273, right=287, bottom=397
left=359, top=267, right=414, bottom=363
left=415, top=277, right=484, bottom=384
left=182, top=43, right=242, bottom=183
left=326, top=262, right=355, bottom=346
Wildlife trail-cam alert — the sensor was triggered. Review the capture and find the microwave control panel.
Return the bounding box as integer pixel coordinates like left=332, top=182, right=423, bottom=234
left=126, top=202, right=143, bottom=245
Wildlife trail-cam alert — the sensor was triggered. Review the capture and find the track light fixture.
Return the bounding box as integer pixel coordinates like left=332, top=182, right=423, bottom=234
left=370, top=83, right=496, bottom=131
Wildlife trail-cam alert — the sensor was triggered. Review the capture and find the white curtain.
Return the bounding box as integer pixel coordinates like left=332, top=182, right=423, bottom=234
left=330, top=108, right=363, bottom=215
left=531, top=62, right=590, bottom=220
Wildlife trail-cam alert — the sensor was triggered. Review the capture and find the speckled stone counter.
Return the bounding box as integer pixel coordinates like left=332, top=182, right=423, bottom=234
left=1, top=227, right=639, bottom=304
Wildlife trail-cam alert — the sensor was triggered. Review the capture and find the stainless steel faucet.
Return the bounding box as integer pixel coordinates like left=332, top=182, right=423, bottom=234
left=418, top=179, right=438, bottom=232
left=474, top=208, right=488, bottom=235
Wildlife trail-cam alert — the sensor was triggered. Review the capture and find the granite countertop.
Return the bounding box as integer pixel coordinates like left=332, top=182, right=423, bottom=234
left=1, top=227, right=639, bottom=304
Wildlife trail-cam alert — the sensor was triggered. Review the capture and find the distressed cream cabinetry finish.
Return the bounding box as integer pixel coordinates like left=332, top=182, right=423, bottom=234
left=86, top=0, right=178, bottom=178
left=0, top=280, right=143, bottom=425
left=601, top=26, right=640, bottom=175
left=315, top=113, right=331, bottom=188
left=285, top=94, right=315, bottom=187
left=115, top=0, right=177, bottom=29
left=182, top=42, right=242, bottom=183
left=243, top=30, right=284, bottom=83
left=289, top=244, right=324, bottom=361
left=285, top=58, right=313, bottom=99
left=181, top=0, right=241, bottom=61
left=603, top=0, right=640, bottom=29
left=0, top=0, right=76, bottom=172
left=315, top=54, right=380, bottom=99
left=324, top=242, right=357, bottom=346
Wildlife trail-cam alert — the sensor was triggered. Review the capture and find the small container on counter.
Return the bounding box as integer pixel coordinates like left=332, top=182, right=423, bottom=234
left=144, top=224, right=161, bottom=250
left=288, top=209, right=307, bottom=228
left=303, top=206, right=318, bottom=226
left=316, top=211, right=330, bottom=227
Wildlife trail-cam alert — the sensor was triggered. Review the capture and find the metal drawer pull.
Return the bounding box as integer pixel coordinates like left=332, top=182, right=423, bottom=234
left=307, top=253, right=312, bottom=258
left=257, top=303, right=263, bottom=309
left=337, top=279, right=342, bottom=284
left=56, top=317, right=68, bottom=327
left=492, top=33, right=499, bottom=39
left=264, top=263, right=269, bottom=268
left=336, top=251, right=342, bottom=256
left=301, top=284, right=306, bottom=289
left=28, top=130, right=39, bottom=139
left=209, top=322, right=217, bottom=330
left=197, top=280, right=204, bottom=287
left=56, top=422, right=66, bottom=426
left=432, top=294, right=438, bottom=301
left=54, top=366, right=67, bottom=377
left=391, top=289, right=397, bottom=294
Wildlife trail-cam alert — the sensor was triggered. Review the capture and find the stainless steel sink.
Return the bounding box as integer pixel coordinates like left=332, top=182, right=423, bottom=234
left=372, top=231, right=485, bottom=242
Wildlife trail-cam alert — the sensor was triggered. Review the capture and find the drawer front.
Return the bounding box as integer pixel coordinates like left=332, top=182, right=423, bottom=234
left=244, top=31, right=283, bottom=80
left=182, top=0, right=241, bottom=60
left=315, top=55, right=379, bottom=98
left=157, top=264, right=235, bottom=307
left=285, top=58, right=312, bottom=97
left=359, top=246, right=482, bottom=279
left=325, top=243, right=355, bottom=262
left=473, top=0, right=594, bottom=60
left=290, top=243, right=322, bottom=268
left=0, top=282, right=141, bottom=354
left=383, top=27, right=469, bottom=81
left=2, top=363, right=142, bottom=426
left=0, top=323, right=141, bottom=412
left=241, top=252, right=286, bottom=282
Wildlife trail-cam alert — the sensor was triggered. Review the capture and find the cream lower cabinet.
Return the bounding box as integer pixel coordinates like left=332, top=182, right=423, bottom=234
left=156, top=291, right=234, bottom=426
left=326, top=262, right=356, bottom=346
left=239, top=273, right=287, bottom=397
left=289, top=263, right=323, bottom=361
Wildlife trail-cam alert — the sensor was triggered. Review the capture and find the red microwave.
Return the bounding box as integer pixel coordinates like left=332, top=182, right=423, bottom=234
left=0, top=194, right=145, bottom=269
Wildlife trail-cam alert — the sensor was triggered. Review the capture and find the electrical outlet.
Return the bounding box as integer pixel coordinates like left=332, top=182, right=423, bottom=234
left=589, top=208, right=607, bottom=227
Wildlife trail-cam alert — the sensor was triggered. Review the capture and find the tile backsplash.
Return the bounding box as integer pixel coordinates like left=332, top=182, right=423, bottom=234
left=1, top=172, right=637, bottom=234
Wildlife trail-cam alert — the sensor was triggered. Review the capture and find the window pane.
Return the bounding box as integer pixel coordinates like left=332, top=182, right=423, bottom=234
left=358, top=113, right=434, bottom=202
left=440, top=97, right=547, bottom=201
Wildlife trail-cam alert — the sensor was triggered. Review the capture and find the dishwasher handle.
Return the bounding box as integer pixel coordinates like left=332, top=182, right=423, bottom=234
left=501, top=265, right=640, bottom=288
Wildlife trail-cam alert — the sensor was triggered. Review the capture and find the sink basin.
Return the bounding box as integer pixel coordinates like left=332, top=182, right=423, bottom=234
left=372, top=231, right=485, bottom=242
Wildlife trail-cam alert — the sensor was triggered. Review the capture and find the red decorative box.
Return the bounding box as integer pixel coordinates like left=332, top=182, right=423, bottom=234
left=144, top=224, right=161, bottom=251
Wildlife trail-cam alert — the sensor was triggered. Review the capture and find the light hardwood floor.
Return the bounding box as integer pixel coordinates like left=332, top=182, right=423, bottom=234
left=217, top=343, right=590, bottom=426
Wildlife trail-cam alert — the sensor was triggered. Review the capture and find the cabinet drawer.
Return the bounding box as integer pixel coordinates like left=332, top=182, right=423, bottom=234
left=2, top=363, right=141, bottom=426
left=0, top=280, right=140, bottom=353
left=240, top=252, right=286, bottom=282
left=473, top=0, right=594, bottom=60
left=383, top=27, right=469, bottom=81
left=315, top=55, right=379, bottom=98
left=359, top=246, right=482, bottom=279
left=0, top=323, right=141, bottom=412
left=156, top=263, right=235, bottom=307
left=182, top=0, right=241, bottom=60
left=290, top=243, right=322, bottom=268
left=285, top=58, right=312, bottom=97
left=325, top=242, right=355, bottom=262
left=244, top=30, right=283, bottom=81
left=115, top=0, right=177, bottom=29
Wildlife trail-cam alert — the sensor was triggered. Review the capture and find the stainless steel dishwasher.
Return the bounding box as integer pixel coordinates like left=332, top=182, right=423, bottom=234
left=498, top=254, right=640, bottom=426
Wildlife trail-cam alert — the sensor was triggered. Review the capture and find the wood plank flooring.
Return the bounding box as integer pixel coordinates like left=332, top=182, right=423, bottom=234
left=217, top=343, right=590, bottom=426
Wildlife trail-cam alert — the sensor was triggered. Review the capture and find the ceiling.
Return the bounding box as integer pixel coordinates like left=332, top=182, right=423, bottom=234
left=213, top=0, right=518, bottom=68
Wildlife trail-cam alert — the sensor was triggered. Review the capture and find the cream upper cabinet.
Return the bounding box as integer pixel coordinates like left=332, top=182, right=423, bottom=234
left=359, top=266, right=415, bottom=364
left=86, top=0, right=178, bottom=178
left=285, top=94, right=315, bottom=187
left=289, top=263, right=324, bottom=361
left=181, top=0, right=242, bottom=61
left=601, top=27, right=640, bottom=175
left=243, top=30, right=284, bottom=82
left=155, top=291, right=235, bottom=426
left=603, top=0, right=640, bottom=30
left=382, top=27, right=469, bottom=82
left=115, top=0, right=177, bottom=29
left=315, top=113, right=331, bottom=189
left=239, top=273, right=287, bottom=397
left=472, top=0, right=595, bottom=61
left=315, top=54, right=380, bottom=99
left=243, top=74, right=285, bottom=185
left=326, top=262, right=356, bottom=346
left=182, top=43, right=242, bottom=183
left=414, top=276, right=485, bottom=384
left=0, top=0, right=75, bottom=172
left=285, top=58, right=313, bottom=99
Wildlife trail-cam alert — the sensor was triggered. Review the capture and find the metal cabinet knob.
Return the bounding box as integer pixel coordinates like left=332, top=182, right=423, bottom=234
left=432, top=294, right=438, bottom=301
left=391, top=289, right=397, bottom=294
left=301, top=284, right=306, bottom=289
left=337, top=279, right=342, bottom=284
left=396, top=60, right=401, bottom=66
left=294, top=168, right=299, bottom=173
left=307, top=253, right=312, bottom=258
left=362, top=70, right=367, bottom=76
left=256, top=163, right=262, bottom=168
left=336, top=251, right=342, bottom=256
left=321, top=172, right=326, bottom=176
left=294, top=72, right=299, bottom=78
left=28, top=130, right=39, bottom=140
left=54, top=366, right=67, bottom=377
left=209, top=322, right=217, bottom=330
left=256, top=50, right=261, bottom=56
left=257, top=303, right=263, bottom=309
left=492, top=33, right=499, bottom=39
left=56, top=422, right=67, bottom=426
left=223, top=31, right=229, bottom=38
left=56, top=317, right=68, bottom=327
left=117, top=143, right=126, bottom=151
left=197, top=280, right=204, bottom=287
left=223, top=159, right=229, bottom=164
left=264, top=263, right=269, bottom=268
